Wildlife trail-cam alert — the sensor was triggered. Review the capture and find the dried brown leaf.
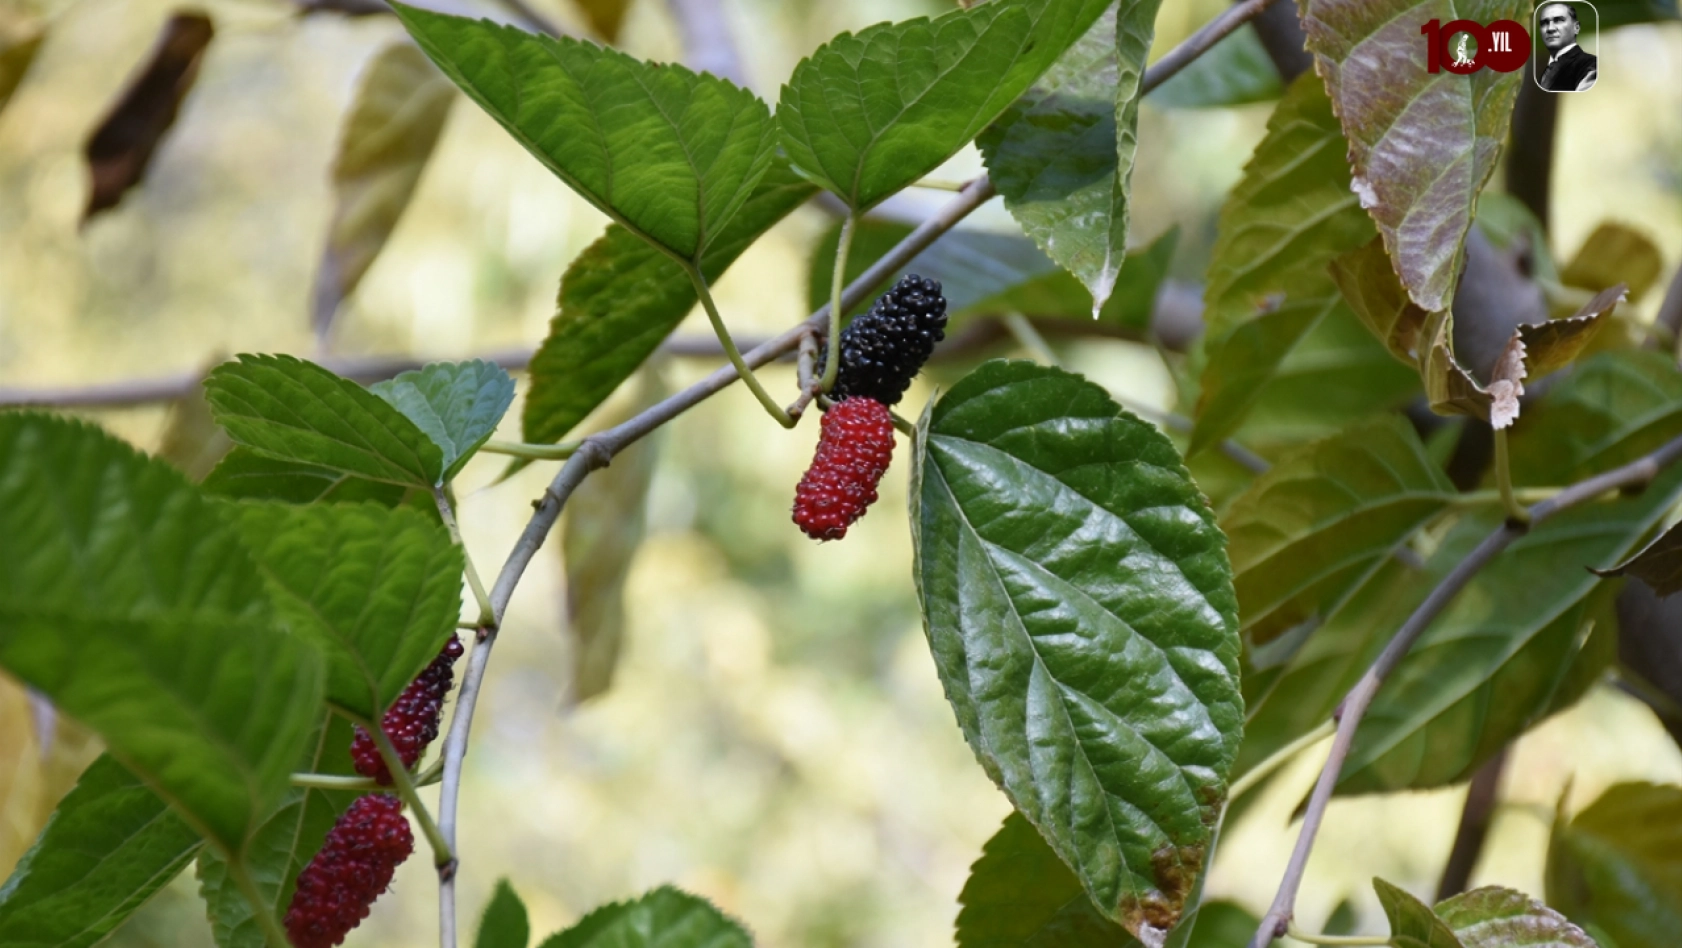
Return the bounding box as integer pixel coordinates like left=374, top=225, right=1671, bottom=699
left=1519, top=284, right=1624, bottom=380
left=82, top=11, right=214, bottom=221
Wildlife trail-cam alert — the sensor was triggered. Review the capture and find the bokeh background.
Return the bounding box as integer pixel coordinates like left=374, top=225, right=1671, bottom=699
left=2, top=0, right=1682, bottom=945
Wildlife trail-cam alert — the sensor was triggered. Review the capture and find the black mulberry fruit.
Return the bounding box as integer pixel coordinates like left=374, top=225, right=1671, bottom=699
left=828, top=274, right=947, bottom=406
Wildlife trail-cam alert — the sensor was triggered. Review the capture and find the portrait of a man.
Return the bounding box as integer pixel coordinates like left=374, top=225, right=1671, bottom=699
left=1536, top=2, right=1598, bottom=92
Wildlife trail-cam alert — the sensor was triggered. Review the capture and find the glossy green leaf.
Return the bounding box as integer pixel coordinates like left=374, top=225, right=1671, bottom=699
left=522, top=160, right=815, bottom=446
left=777, top=0, right=1109, bottom=211
left=978, top=0, right=1159, bottom=315
left=312, top=41, right=455, bottom=340
left=808, top=218, right=1176, bottom=329
left=1147, top=27, right=1281, bottom=110
left=205, top=354, right=443, bottom=488
left=533, top=886, right=752, bottom=948
left=1190, top=73, right=1379, bottom=455
left=1436, top=886, right=1599, bottom=948
left=0, top=754, right=201, bottom=948
left=1547, top=782, right=1682, bottom=948
left=231, top=502, right=462, bottom=721
left=1376, top=878, right=1464, bottom=948
left=195, top=716, right=359, bottom=948
left=956, top=810, right=1138, bottom=947
left=201, top=448, right=413, bottom=507
left=1301, top=0, right=1527, bottom=312
left=563, top=370, right=663, bottom=703
left=1591, top=521, right=1682, bottom=596
left=914, top=360, right=1242, bottom=937
left=371, top=359, right=516, bottom=481
left=477, top=878, right=532, bottom=948
left=1507, top=350, right=1682, bottom=486
left=393, top=3, right=776, bottom=262
left=1222, top=416, right=1456, bottom=645
left=0, top=413, right=323, bottom=854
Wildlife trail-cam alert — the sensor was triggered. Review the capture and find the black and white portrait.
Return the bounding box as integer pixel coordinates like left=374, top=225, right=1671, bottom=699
left=1535, top=1, right=1599, bottom=92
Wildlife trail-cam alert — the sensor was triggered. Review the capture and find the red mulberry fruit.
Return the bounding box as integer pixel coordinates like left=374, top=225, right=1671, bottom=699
left=351, top=637, right=463, bottom=785
left=826, top=274, right=947, bottom=406
left=793, top=397, right=895, bottom=541
left=284, top=793, right=414, bottom=948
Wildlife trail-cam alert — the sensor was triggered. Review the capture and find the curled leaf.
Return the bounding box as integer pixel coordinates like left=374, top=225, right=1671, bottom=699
left=1592, top=520, right=1682, bottom=596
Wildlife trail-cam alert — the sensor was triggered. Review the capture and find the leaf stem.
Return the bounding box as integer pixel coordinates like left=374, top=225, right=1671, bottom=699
left=1227, top=719, right=1333, bottom=801
left=684, top=264, right=794, bottom=427
left=1493, top=429, right=1530, bottom=523
left=1285, top=923, right=1389, bottom=946
left=291, top=759, right=443, bottom=791
left=434, top=488, right=495, bottom=628
left=1002, top=312, right=1060, bottom=366
left=227, top=858, right=292, bottom=948
left=479, top=439, right=579, bottom=460
left=365, top=720, right=454, bottom=869
left=822, top=214, right=857, bottom=393
left=1450, top=486, right=1563, bottom=507
left=888, top=409, right=916, bottom=437
left=911, top=178, right=968, bottom=192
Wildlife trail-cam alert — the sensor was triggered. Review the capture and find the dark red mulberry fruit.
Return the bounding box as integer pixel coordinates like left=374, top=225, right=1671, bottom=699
left=284, top=793, right=413, bottom=948
left=351, top=637, right=463, bottom=785
left=793, top=397, right=895, bottom=541
left=827, top=273, right=947, bottom=406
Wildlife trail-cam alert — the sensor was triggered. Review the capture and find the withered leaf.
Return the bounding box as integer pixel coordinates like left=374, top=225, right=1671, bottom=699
left=1329, top=235, right=1430, bottom=364
left=82, top=11, right=214, bottom=221
left=1561, top=223, right=1663, bottom=301
left=1519, top=284, right=1624, bottom=379
left=1593, top=521, right=1682, bottom=596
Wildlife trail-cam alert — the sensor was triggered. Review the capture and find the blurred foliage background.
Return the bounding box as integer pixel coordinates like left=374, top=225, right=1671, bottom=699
left=2, top=0, right=1682, bottom=945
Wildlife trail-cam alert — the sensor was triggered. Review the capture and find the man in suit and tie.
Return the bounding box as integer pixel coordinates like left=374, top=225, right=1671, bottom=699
left=1537, top=2, right=1597, bottom=91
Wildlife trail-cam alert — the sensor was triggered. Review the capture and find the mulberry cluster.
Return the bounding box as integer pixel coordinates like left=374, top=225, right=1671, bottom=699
left=350, top=637, right=464, bottom=785
left=284, top=794, right=414, bottom=948
left=828, top=274, right=948, bottom=406
left=792, top=397, right=895, bottom=541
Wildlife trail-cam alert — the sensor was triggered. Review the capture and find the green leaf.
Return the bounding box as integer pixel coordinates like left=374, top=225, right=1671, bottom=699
left=0, top=19, right=45, bottom=117
left=1507, top=350, right=1682, bottom=486
left=205, top=354, right=444, bottom=488
left=393, top=3, right=776, bottom=262
left=312, top=41, right=455, bottom=339
left=522, top=159, right=815, bottom=446
left=1190, top=73, right=1380, bottom=455
left=157, top=364, right=234, bottom=482
left=371, top=359, right=516, bottom=482
left=913, top=360, right=1242, bottom=937
left=195, top=716, right=359, bottom=948
left=807, top=218, right=1176, bottom=329
left=230, top=502, right=462, bottom=721
left=978, top=0, right=1160, bottom=315
left=1300, top=0, right=1527, bottom=312
left=476, top=878, right=531, bottom=948
left=956, top=810, right=1139, bottom=947
left=533, top=886, right=752, bottom=948
left=1329, top=236, right=1430, bottom=366
left=1597, top=0, right=1679, bottom=29
left=201, top=448, right=413, bottom=507
left=1147, top=26, right=1281, bottom=110
left=0, top=413, right=323, bottom=854
left=1560, top=223, right=1663, bottom=302
left=563, top=369, right=663, bottom=703
left=0, top=754, right=202, bottom=948
left=1376, top=878, right=1465, bottom=948
left=1221, top=416, right=1456, bottom=645
left=1591, top=520, right=1682, bottom=596
left=777, top=0, right=1109, bottom=211
left=1547, top=782, right=1682, bottom=948
left=1436, top=886, right=1599, bottom=948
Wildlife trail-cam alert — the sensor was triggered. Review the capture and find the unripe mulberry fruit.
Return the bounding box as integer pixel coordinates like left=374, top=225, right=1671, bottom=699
left=828, top=273, right=947, bottom=406
left=283, top=793, right=414, bottom=948
left=351, top=637, right=463, bottom=785
left=792, top=397, right=895, bottom=541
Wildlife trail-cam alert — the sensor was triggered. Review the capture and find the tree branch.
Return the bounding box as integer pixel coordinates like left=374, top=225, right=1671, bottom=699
left=1246, top=431, right=1682, bottom=948
left=1505, top=80, right=1558, bottom=232
left=1434, top=745, right=1509, bottom=900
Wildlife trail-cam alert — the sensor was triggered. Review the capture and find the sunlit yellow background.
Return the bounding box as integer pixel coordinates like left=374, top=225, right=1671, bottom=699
left=3, top=0, right=1682, bottom=945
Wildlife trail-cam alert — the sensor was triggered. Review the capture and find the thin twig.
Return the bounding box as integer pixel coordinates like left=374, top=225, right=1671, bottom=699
left=1003, top=312, right=1060, bottom=366
left=1653, top=262, right=1682, bottom=357
left=1435, top=745, right=1510, bottom=901
left=1246, top=431, right=1682, bottom=948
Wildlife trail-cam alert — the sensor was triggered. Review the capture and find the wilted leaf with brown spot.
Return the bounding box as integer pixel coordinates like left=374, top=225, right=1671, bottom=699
left=311, top=42, right=455, bottom=342
left=1593, top=521, right=1682, bottom=596
left=1561, top=223, right=1663, bottom=302
left=82, top=11, right=214, bottom=221
left=1300, top=0, right=1527, bottom=312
